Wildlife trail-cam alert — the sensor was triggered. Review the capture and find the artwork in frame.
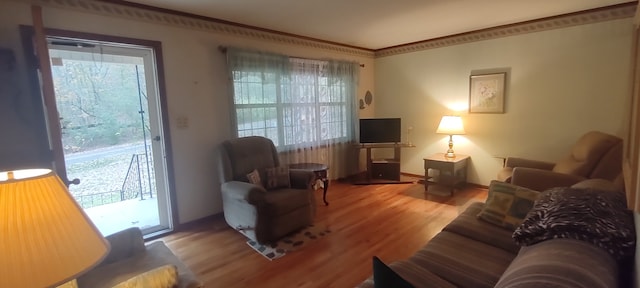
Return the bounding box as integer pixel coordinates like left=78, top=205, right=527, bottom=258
left=469, top=72, right=506, bottom=113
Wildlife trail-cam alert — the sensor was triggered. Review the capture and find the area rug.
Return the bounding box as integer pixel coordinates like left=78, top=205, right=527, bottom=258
left=246, top=224, right=331, bottom=260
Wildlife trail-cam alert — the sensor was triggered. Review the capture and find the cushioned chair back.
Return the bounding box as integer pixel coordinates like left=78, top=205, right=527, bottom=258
left=552, top=131, right=622, bottom=178
left=220, top=136, right=279, bottom=183
left=589, top=140, right=623, bottom=181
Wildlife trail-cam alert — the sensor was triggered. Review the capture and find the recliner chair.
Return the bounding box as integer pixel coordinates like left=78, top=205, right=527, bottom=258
left=496, top=131, right=623, bottom=191
left=218, top=136, right=316, bottom=244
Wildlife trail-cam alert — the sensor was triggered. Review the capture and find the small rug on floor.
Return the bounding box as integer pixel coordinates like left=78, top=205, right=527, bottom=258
left=246, top=224, right=331, bottom=260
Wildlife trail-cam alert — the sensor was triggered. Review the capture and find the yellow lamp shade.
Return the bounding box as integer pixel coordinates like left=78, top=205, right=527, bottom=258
left=0, top=169, right=110, bottom=287
left=436, top=115, right=466, bottom=135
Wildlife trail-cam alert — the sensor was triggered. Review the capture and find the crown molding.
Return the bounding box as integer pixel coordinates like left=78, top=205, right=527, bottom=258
left=23, top=0, right=376, bottom=58
left=18, top=0, right=637, bottom=59
left=375, top=2, right=637, bottom=58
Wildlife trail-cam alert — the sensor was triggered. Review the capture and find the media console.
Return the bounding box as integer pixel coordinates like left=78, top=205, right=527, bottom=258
left=352, top=143, right=415, bottom=185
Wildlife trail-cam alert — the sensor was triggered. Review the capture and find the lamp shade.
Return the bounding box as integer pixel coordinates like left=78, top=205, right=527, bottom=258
left=0, top=169, right=110, bottom=287
left=436, top=116, right=466, bottom=135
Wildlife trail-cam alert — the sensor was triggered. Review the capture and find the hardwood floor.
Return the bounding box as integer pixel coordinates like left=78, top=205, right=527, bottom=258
left=159, top=178, right=487, bottom=288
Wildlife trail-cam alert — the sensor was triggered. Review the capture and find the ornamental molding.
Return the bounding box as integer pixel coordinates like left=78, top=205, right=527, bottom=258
left=25, top=0, right=376, bottom=58
left=19, top=0, right=637, bottom=58
left=376, top=3, right=637, bottom=57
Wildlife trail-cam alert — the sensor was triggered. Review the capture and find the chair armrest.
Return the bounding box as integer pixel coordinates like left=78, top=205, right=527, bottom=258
left=221, top=181, right=267, bottom=204
left=100, top=227, right=146, bottom=266
left=505, top=157, right=555, bottom=170
left=511, top=167, right=586, bottom=191
left=289, top=169, right=316, bottom=189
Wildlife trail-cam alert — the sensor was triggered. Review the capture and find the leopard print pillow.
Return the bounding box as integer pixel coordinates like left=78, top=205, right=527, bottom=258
left=513, top=187, right=635, bottom=260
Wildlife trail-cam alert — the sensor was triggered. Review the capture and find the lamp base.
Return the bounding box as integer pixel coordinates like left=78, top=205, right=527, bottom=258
left=444, top=150, right=456, bottom=159
left=445, top=135, right=456, bottom=159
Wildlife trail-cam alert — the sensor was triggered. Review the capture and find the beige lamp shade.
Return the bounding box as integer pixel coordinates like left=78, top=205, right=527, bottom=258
left=436, top=116, right=466, bottom=135
left=0, top=169, right=110, bottom=287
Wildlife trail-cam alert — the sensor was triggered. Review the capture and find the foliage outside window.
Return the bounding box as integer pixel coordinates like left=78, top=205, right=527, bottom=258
left=227, top=50, right=358, bottom=151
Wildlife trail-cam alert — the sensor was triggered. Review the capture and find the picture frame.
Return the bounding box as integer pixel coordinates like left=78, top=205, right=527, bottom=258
left=469, top=72, right=506, bottom=113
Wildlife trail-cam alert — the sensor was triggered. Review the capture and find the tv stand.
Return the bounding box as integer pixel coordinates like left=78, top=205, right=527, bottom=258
left=353, top=143, right=415, bottom=185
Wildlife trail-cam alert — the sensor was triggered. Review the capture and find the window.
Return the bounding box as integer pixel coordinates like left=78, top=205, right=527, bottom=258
left=228, top=51, right=357, bottom=150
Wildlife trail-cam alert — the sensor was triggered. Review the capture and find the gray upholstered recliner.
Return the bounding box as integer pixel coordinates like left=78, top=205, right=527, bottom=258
left=218, top=136, right=316, bottom=244
left=496, top=131, right=623, bottom=191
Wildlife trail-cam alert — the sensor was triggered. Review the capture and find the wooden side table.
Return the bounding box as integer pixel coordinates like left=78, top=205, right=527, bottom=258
left=424, top=153, right=469, bottom=196
left=288, top=163, right=329, bottom=206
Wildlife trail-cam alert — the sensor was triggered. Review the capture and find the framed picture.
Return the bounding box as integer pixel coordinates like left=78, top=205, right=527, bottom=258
left=469, top=72, right=506, bottom=113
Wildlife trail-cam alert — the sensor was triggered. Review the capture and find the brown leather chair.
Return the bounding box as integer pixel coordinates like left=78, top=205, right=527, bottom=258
left=496, top=131, right=623, bottom=191
left=218, top=136, right=316, bottom=244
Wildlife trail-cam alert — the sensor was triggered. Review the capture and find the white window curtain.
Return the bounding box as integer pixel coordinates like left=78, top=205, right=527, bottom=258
left=225, top=48, right=359, bottom=179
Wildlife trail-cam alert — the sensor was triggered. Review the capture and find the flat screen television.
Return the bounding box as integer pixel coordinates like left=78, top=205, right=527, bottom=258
left=359, top=118, right=401, bottom=144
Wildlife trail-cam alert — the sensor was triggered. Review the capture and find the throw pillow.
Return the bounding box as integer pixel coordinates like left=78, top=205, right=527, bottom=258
left=265, top=166, right=291, bottom=190
left=513, top=187, right=635, bottom=260
left=477, top=180, right=539, bottom=230
left=372, top=256, right=414, bottom=288
left=112, top=265, right=178, bottom=288
left=246, top=169, right=263, bottom=187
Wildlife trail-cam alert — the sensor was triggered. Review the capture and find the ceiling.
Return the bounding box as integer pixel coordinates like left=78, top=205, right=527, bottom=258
left=123, top=0, right=633, bottom=50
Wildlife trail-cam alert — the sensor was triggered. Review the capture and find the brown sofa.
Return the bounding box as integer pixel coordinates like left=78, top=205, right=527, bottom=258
left=77, top=227, right=203, bottom=288
left=496, top=131, right=623, bottom=192
left=357, top=179, right=634, bottom=288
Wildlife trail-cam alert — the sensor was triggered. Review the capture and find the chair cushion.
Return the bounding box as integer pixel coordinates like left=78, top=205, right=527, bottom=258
left=265, top=166, right=291, bottom=190
left=262, top=188, right=312, bottom=215
left=223, top=136, right=279, bottom=181
left=552, top=131, right=621, bottom=177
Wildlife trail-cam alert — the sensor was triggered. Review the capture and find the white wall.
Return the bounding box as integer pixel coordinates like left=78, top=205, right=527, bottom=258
left=0, top=1, right=375, bottom=223
left=374, top=19, right=634, bottom=186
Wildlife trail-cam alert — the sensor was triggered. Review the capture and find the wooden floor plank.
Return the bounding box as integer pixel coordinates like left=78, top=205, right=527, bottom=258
left=159, top=178, right=487, bottom=288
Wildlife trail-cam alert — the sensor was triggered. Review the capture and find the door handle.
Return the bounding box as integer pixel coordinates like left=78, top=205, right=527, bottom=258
left=153, top=136, right=161, bottom=141
left=67, top=178, right=80, bottom=186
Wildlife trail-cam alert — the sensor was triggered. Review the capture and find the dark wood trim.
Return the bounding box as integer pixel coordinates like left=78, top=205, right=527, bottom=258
left=96, top=0, right=374, bottom=52
left=18, top=27, right=53, bottom=170
left=30, top=6, right=68, bottom=182
left=19, top=25, right=180, bottom=231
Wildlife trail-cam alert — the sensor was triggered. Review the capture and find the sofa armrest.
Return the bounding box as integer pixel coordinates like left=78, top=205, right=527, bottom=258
left=504, top=157, right=555, bottom=170
left=289, top=169, right=315, bottom=189
left=496, top=239, right=618, bottom=288
left=221, top=180, right=267, bottom=204
left=100, top=227, right=146, bottom=267
left=511, top=167, right=586, bottom=191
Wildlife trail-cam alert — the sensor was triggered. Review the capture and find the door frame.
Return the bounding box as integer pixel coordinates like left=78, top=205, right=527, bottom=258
left=19, top=26, right=178, bottom=236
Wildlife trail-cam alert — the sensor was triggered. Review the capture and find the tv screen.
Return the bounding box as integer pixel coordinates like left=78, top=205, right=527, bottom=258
left=359, top=118, right=401, bottom=144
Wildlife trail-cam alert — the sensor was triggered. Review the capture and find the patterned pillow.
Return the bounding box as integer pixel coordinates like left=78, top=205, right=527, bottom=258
left=246, top=169, right=263, bottom=187
left=266, top=166, right=291, bottom=190
left=112, top=265, right=178, bottom=288
left=477, top=180, right=540, bottom=230
left=513, top=187, right=635, bottom=260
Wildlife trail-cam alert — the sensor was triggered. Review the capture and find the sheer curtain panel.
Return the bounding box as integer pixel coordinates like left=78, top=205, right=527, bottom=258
left=225, top=48, right=359, bottom=179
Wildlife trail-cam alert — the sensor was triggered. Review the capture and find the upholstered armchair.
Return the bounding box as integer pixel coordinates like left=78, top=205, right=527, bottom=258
left=496, top=131, right=623, bottom=191
left=218, top=136, right=316, bottom=244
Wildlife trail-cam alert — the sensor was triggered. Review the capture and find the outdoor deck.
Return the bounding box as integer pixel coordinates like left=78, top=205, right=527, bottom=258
left=85, top=196, right=160, bottom=236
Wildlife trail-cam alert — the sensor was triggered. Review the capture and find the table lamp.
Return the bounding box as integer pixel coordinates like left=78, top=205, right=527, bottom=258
left=436, top=116, right=466, bottom=158
left=0, top=168, right=110, bottom=287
